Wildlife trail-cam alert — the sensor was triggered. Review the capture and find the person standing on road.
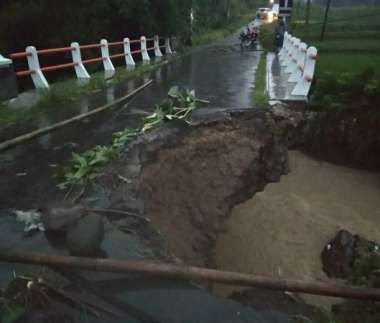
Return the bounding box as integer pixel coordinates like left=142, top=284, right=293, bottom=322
left=274, top=19, right=285, bottom=50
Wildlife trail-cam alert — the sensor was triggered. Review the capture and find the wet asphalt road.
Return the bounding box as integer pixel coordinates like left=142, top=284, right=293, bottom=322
left=0, top=29, right=261, bottom=209
left=0, top=24, right=295, bottom=323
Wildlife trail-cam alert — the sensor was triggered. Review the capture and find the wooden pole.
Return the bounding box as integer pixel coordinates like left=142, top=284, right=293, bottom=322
left=0, top=80, right=153, bottom=152
left=320, top=0, right=332, bottom=41
left=2, top=250, right=380, bottom=301
left=305, top=0, right=311, bottom=26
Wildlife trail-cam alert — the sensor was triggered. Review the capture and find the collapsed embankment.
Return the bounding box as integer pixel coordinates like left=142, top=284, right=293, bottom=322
left=90, top=107, right=303, bottom=268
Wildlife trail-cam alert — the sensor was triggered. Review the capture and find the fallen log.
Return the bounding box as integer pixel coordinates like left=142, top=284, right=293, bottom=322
left=1, top=250, right=380, bottom=301
left=0, top=80, right=153, bottom=152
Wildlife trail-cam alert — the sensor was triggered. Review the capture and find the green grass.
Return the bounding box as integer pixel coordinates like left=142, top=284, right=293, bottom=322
left=259, top=22, right=277, bottom=52
left=192, top=14, right=253, bottom=46
left=290, top=4, right=380, bottom=76
left=0, top=60, right=168, bottom=125
left=252, top=54, right=269, bottom=107
left=317, top=53, right=380, bottom=76
left=312, top=38, right=380, bottom=52
left=293, top=3, right=380, bottom=26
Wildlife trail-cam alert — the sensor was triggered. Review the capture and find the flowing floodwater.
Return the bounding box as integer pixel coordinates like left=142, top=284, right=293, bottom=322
left=215, top=150, right=380, bottom=308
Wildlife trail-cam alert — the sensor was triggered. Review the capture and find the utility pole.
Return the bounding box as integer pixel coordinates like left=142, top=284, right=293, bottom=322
left=320, top=0, right=332, bottom=41
left=305, top=0, right=311, bottom=25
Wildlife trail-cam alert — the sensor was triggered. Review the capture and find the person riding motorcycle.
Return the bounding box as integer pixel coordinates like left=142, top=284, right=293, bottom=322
left=251, top=27, right=259, bottom=41
left=240, top=25, right=258, bottom=43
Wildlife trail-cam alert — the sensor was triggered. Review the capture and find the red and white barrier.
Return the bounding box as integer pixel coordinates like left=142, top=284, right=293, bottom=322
left=123, top=38, right=135, bottom=66
left=276, top=31, right=318, bottom=99
left=140, top=36, right=150, bottom=62
left=5, top=35, right=172, bottom=90
left=165, top=38, right=173, bottom=54
left=100, top=39, right=115, bottom=76
left=25, top=46, right=49, bottom=89
left=282, top=36, right=295, bottom=67
left=154, top=35, right=163, bottom=57
left=285, top=38, right=300, bottom=74
left=291, top=46, right=318, bottom=97
left=71, top=42, right=90, bottom=80
left=288, top=42, right=307, bottom=83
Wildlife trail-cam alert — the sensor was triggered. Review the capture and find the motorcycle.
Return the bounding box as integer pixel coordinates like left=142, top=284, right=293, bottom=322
left=239, top=31, right=258, bottom=49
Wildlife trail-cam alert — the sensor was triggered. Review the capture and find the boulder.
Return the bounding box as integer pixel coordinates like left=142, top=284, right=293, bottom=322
left=322, top=230, right=380, bottom=279
left=321, top=230, right=356, bottom=278
left=66, top=213, right=105, bottom=256
left=41, top=205, right=85, bottom=232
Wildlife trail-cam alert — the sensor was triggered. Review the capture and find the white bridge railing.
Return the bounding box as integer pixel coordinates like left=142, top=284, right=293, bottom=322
left=1, top=35, right=173, bottom=91
left=278, top=32, right=318, bottom=98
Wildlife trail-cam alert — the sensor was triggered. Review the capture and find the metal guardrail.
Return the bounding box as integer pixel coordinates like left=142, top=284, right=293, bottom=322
left=3, top=35, right=172, bottom=90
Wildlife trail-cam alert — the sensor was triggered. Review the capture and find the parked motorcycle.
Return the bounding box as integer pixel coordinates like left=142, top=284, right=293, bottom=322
left=239, top=30, right=258, bottom=49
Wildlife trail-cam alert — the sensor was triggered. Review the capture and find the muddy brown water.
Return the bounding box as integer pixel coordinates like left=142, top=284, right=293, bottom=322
left=214, top=150, right=380, bottom=308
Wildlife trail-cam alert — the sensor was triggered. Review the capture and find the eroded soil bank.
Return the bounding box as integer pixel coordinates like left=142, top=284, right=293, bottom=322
left=101, top=108, right=296, bottom=270
left=215, top=150, right=380, bottom=308
left=140, top=114, right=290, bottom=267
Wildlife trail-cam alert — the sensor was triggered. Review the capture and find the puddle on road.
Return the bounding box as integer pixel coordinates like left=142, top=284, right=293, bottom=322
left=214, top=150, right=380, bottom=308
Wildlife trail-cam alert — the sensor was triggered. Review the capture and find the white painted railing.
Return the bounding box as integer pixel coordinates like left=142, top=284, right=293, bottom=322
left=3, top=35, right=173, bottom=91
left=278, top=32, right=318, bottom=98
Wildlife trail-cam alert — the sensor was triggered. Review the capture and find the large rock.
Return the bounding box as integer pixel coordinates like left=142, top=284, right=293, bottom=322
left=66, top=213, right=105, bottom=256
left=321, top=230, right=380, bottom=279
left=41, top=205, right=85, bottom=232
left=321, top=230, right=356, bottom=278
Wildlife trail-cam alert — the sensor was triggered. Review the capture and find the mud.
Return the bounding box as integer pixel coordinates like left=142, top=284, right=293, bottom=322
left=90, top=107, right=303, bottom=271
left=215, top=150, right=380, bottom=309
left=140, top=116, right=288, bottom=267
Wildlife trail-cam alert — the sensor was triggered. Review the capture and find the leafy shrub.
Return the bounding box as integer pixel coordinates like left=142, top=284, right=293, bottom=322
left=312, top=68, right=380, bottom=111
left=59, top=86, right=199, bottom=188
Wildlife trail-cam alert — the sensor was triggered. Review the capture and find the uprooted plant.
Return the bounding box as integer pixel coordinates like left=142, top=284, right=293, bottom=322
left=142, top=86, right=197, bottom=132
left=59, top=86, right=205, bottom=190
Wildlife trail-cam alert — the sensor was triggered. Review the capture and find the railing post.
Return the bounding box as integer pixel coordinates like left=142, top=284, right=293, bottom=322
left=288, top=42, right=307, bottom=83
left=25, top=46, right=49, bottom=89
left=140, top=36, right=150, bottom=61
left=291, top=46, right=318, bottom=97
left=70, top=42, right=90, bottom=79
left=100, top=39, right=115, bottom=77
left=154, top=35, right=163, bottom=57
left=123, top=38, right=135, bottom=66
left=165, top=38, right=173, bottom=54
left=0, top=54, right=18, bottom=101
left=285, top=38, right=300, bottom=74
left=282, top=36, right=294, bottom=67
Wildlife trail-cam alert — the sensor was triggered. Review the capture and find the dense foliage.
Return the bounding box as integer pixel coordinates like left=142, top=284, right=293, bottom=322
left=305, top=69, right=380, bottom=170
left=0, top=0, right=259, bottom=54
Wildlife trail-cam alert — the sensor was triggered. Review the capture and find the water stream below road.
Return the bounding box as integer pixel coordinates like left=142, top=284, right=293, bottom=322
left=214, top=150, right=380, bottom=308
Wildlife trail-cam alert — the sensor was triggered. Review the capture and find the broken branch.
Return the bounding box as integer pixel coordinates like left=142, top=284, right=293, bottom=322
left=1, top=250, right=380, bottom=301
left=0, top=80, right=153, bottom=152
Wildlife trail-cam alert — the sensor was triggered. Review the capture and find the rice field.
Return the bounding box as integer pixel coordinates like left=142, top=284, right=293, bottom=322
left=290, top=3, right=380, bottom=75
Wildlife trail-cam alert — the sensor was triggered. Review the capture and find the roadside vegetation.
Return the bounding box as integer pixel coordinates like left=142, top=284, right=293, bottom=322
left=291, top=3, right=380, bottom=75
left=0, top=60, right=168, bottom=125
left=252, top=54, right=269, bottom=107
left=192, top=13, right=253, bottom=45
left=285, top=1, right=380, bottom=171
left=58, top=87, right=200, bottom=191
left=258, top=22, right=276, bottom=52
